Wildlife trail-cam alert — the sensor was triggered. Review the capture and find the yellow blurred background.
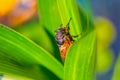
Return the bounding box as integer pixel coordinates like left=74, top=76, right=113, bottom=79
left=0, top=0, right=37, bottom=26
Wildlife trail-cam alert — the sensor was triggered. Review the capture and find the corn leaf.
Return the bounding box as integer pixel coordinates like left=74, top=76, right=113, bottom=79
left=112, top=54, right=120, bottom=80
left=37, top=0, right=83, bottom=36
left=15, top=20, right=61, bottom=60
left=64, top=31, right=96, bottom=80
left=37, top=0, right=95, bottom=80
left=37, top=0, right=94, bottom=63
left=0, top=24, right=63, bottom=79
left=0, top=51, right=60, bottom=80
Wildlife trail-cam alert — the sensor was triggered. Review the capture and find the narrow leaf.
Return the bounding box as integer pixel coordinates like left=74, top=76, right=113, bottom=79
left=0, top=24, right=63, bottom=79
left=64, top=31, right=96, bottom=80
left=15, top=20, right=60, bottom=60
left=0, top=52, right=59, bottom=80
left=112, top=54, right=120, bottom=80
left=37, top=0, right=82, bottom=35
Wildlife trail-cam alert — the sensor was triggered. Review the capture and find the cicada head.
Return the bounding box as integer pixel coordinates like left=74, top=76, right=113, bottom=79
left=55, top=25, right=66, bottom=46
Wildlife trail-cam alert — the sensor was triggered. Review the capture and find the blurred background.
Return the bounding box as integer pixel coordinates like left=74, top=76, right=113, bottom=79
left=91, top=0, right=119, bottom=80
left=0, top=0, right=119, bottom=80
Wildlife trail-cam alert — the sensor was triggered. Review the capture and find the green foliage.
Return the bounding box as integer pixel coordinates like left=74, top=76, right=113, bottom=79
left=64, top=31, right=96, bottom=80
left=0, top=25, right=63, bottom=79
left=15, top=19, right=61, bottom=60
left=37, top=0, right=96, bottom=80
left=112, top=54, right=120, bottom=80
left=0, top=0, right=96, bottom=80
left=37, top=0, right=92, bottom=35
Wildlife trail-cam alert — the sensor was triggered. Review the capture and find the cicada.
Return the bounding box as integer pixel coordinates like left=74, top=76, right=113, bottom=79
left=55, top=18, right=79, bottom=62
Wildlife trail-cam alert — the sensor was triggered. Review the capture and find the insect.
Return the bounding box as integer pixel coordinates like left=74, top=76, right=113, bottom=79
left=55, top=18, right=79, bottom=62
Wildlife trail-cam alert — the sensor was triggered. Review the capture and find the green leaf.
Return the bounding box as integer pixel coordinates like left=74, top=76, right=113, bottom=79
left=37, top=0, right=83, bottom=35
left=15, top=19, right=61, bottom=60
left=112, top=54, right=120, bottom=80
left=37, top=0, right=95, bottom=80
left=64, top=31, right=96, bottom=80
left=0, top=52, right=59, bottom=80
left=0, top=24, right=63, bottom=79
left=37, top=0, right=94, bottom=63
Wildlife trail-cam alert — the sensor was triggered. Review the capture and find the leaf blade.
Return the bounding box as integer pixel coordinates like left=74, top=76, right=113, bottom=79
left=64, top=31, right=96, bottom=80
left=0, top=24, right=63, bottom=79
left=37, top=0, right=82, bottom=35
left=112, top=54, right=120, bottom=80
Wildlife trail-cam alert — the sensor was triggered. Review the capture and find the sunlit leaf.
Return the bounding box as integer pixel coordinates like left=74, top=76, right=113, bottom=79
left=112, top=54, right=120, bottom=80
left=37, top=0, right=94, bottom=63
left=37, top=0, right=83, bottom=36
left=64, top=31, right=96, bottom=80
left=0, top=24, right=63, bottom=79
left=15, top=19, right=61, bottom=60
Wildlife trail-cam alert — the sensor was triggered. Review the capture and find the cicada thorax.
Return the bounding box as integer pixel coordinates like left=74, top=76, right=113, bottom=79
left=59, top=36, right=73, bottom=61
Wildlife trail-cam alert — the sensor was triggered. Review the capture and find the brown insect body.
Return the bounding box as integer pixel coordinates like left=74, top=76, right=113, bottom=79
left=58, top=37, right=73, bottom=61
left=55, top=18, right=76, bottom=62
